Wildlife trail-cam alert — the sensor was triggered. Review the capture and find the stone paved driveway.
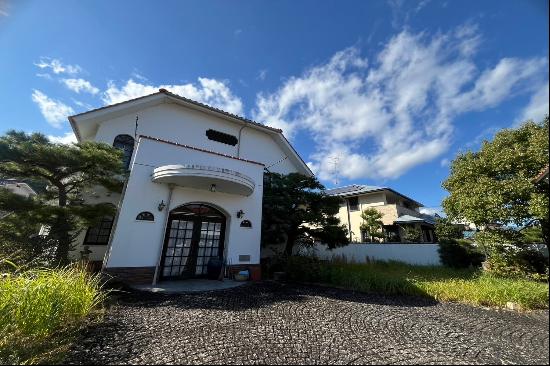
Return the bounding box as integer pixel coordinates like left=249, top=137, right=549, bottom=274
left=66, top=282, right=549, bottom=365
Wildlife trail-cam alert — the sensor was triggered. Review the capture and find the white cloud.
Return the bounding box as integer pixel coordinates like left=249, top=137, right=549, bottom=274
left=516, top=82, right=549, bottom=124
left=419, top=207, right=444, bottom=217
left=440, top=158, right=450, bottom=167
left=61, top=78, right=99, bottom=94
left=48, top=132, right=77, bottom=144
left=253, top=26, right=547, bottom=181
left=34, top=57, right=81, bottom=75
left=103, top=78, right=244, bottom=115
left=31, top=89, right=74, bottom=128
left=257, top=69, right=268, bottom=81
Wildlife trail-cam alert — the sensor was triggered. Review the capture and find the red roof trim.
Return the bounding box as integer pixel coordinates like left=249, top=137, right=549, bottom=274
left=139, top=135, right=265, bottom=167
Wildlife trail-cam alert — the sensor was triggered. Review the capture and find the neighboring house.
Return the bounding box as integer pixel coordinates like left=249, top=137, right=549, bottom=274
left=326, top=185, right=436, bottom=243
left=0, top=179, right=37, bottom=219
left=68, top=88, right=311, bottom=284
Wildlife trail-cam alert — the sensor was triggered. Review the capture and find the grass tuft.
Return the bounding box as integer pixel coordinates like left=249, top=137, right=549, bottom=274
left=286, top=257, right=549, bottom=310
left=0, top=264, right=106, bottom=364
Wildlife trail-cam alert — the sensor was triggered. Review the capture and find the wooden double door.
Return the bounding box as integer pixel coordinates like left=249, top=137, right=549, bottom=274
left=160, top=204, right=225, bottom=280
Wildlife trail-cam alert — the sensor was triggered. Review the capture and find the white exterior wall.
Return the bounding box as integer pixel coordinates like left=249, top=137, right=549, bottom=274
left=104, top=137, right=265, bottom=269
left=301, top=243, right=442, bottom=266
left=73, top=102, right=305, bottom=269
left=93, top=104, right=296, bottom=175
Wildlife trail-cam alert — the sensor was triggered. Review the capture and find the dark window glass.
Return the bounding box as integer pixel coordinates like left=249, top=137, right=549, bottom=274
left=240, top=220, right=252, bottom=228
left=348, top=197, right=359, bottom=211
left=206, top=129, right=238, bottom=146
left=383, top=225, right=401, bottom=243
left=136, top=211, right=154, bottom=221
left=84, top=216, right=114, bottom=245
left=113, top=134, right=135, bottom=170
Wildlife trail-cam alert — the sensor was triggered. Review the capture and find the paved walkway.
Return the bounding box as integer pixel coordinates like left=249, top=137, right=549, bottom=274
left=66, top=282, right=549, bottom=365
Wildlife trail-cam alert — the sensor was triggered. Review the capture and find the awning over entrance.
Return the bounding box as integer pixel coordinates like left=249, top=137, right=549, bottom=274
left=152, top=164, right=255, bottom=196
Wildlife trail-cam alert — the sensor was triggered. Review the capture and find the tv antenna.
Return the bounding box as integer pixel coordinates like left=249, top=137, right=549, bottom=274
left=328, top=155, right=341, bottom=186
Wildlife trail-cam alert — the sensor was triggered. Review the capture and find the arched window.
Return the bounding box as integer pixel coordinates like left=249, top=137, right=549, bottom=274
left=136, top=211, right=154, bottom=221
left=113, top=134, right=135, bottom=170
left=83, top=215, right=114, bottom=245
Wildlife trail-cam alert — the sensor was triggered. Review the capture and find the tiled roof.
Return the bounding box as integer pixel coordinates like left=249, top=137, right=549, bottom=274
left=325, top=184, right=423, bottom=207
left=395, top=214, right=435, bottom=225
left=69, top=88, right=283, bottom=134
left=325, top=185, right=385, bottom=196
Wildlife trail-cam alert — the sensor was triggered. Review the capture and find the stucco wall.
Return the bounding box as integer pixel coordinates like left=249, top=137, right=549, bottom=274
left=93, top=103, right=298, bottom=175
left=104, top=137, right=265, bottom=269
left=301, top=243, right=442, bottom=266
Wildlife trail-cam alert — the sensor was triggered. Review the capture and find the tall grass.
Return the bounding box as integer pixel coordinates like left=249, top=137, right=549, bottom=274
left=0, top=265, right=106, bottom=364
left=286, top=257, right=549, bottom=310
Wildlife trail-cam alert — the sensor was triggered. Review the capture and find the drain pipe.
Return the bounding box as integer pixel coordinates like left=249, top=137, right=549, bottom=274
left=237, top=124, right=248, bottom=158
left=152, top=183, right=175, bottom=285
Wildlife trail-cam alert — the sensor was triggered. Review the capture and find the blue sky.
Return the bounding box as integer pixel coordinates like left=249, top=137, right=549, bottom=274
left=0, top=0, right=548, bottom=213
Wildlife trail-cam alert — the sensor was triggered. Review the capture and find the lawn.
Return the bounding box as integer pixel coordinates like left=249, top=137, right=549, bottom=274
left=285, top=257, right=549, bottom=310
left=0, top=264, right=106, bottom=364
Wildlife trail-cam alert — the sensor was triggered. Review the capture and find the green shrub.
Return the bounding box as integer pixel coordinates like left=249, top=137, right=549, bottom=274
left=438, top=239, right=485, bottom=268
left=0, top=264, right=106, bottom=364
left=485, top=247, right=549, bottom=281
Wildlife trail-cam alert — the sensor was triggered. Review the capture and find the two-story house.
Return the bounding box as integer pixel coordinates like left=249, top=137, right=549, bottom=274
left=68, top=88, right=311, bottom=284
left=326, top=185, right=436, bottom=243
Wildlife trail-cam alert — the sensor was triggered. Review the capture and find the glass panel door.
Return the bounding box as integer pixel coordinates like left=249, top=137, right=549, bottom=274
left=161, top=204, right=226, bottom=280
left=161, top=219, right=194, bottom=279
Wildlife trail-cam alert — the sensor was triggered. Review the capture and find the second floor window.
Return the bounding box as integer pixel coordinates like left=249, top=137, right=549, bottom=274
left=348, top=197, right=359, bottom=211
left=113, top=134, right=135, bottom=170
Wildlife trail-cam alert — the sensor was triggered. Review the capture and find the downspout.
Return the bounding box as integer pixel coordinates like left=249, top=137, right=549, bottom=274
left=152, top=183, right=175, bottom=285
left=236, top=124, right=248, bottom=158
left=346, top=198, right=352, bottom=242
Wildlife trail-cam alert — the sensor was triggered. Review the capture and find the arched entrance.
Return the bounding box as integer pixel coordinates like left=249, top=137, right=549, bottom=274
left=160, top=203, right=226, bottom=280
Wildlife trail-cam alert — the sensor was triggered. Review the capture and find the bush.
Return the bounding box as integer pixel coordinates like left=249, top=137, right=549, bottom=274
left=438, top=239, right=485, bottom=268
left=0, top=264, right=106, bottom=364
left=435, top=217, right=463, bottom=240
left=485, top=246, right=549, bottom=281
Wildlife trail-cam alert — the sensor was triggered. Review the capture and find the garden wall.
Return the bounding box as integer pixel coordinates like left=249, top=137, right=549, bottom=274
left=299, top=243, right=442, bottom=266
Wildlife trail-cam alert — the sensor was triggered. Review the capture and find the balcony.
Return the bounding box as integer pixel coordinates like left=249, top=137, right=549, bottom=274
left=152, top=164, right=255, bottom=196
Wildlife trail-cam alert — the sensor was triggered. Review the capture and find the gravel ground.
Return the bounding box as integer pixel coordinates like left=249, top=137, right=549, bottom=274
left=65, top=282, right=549, bottom=365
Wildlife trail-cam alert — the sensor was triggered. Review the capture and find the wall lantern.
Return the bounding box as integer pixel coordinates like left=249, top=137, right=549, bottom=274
left=158, top=200, right=166, bottom=212
left=236, top=209, right=245, bottom=218
left=210, top=184, right=217, bottom=192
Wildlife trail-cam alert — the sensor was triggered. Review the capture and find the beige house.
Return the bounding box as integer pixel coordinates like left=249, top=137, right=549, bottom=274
left=326, top=185, right=436, bottom=243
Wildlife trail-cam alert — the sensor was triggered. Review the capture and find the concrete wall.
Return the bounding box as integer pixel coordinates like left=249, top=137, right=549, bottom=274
left=300, top=243, right=442, bottom=266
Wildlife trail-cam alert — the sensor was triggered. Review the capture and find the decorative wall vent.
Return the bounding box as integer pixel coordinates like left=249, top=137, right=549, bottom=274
left=240, top=220, right=252, bottom=228
left=136, top=211, right=155, bottom=221
left=206, top=129, right=238, bottom=146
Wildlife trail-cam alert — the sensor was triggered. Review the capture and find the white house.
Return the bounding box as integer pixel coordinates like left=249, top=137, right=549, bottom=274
left=68, top=89, right=311, bottom=284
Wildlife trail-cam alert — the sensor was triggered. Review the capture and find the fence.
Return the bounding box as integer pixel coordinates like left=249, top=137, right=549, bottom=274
left=298, top=243, right=442, bottom=266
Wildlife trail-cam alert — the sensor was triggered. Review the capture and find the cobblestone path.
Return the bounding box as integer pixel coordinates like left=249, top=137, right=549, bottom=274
left=66, top=282, right=549, bottom=365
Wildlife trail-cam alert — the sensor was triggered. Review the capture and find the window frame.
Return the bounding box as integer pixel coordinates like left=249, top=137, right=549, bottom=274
left=83, top=215, right=114, bottom=246
left=136, top=211, right=155, bottom=222
left=348, top=196, right=359, bottom=211
left=113, top=134, right=135, bottom=170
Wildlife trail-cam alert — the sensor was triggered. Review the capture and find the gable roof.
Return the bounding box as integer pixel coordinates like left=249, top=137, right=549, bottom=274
left=68, top=89, right=312, bottom=176
left=325, top=184, right=423, bottom=207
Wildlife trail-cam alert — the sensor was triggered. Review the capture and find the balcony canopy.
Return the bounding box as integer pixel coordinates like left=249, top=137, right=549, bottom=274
left=152, top=164, right=255, bottom=196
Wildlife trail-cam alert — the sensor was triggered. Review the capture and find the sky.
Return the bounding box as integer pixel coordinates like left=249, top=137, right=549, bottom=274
left=0, top=0, right=548, bottom=214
